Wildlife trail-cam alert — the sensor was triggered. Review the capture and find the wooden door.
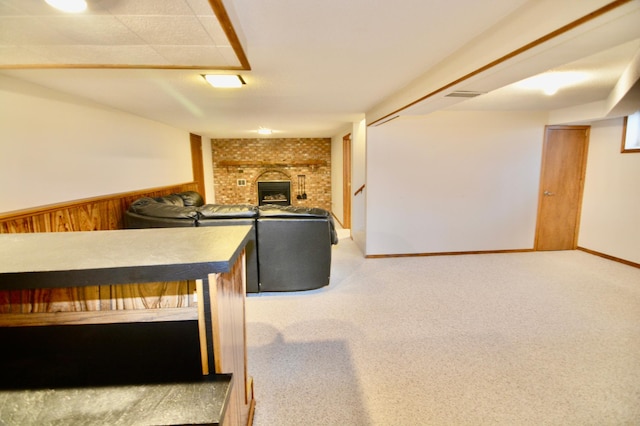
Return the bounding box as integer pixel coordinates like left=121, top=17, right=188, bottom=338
left=190, top=133, right=205, bottom=198
left=535, top=126, right=589, bottom=250
left=342, top=134, right=352, bottom=229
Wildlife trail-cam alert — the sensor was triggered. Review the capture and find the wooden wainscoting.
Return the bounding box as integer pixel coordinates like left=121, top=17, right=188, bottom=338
left=0, top=182, right=198, bottom=234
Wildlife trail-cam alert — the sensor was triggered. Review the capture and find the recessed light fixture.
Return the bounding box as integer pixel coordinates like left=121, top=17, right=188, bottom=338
left=203, top=74, right=245, bottom=88
left=515, top=71, right=589, bottom=96
left=257, top=127, right=273, bottom=135
left=45, top=0, right=87, bottom=13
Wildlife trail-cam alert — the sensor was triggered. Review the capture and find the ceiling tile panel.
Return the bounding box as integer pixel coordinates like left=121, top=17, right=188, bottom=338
left=0, top=45, right=51, bottom=64
left=186, top=0, right=215, bottom=16
left=41, top=16, right=144, bottom=46
left=22, top=45, right=169, bottom=66
left=101, top=0, right=194, bottom=16
left=0, top=0, right=236, bottom=68
left=117, top=16, right=213, bottom=46
left=154, top=45, right=231, bottom=67
left=218, top=45, right=242, bottom=67
left=0, top=0, right=84, bottom=15
left=198, top=16, right=230, bottom=45
left=0, top=17, right=72, bottom=44
left=0, top=2, right=25, bottom=15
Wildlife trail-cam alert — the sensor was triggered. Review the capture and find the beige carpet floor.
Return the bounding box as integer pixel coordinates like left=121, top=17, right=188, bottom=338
left=246, top=238, right=640, bottom=425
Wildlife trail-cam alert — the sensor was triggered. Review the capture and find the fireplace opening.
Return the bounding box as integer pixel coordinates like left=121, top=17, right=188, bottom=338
left=257, top=181, right=291, bottom=206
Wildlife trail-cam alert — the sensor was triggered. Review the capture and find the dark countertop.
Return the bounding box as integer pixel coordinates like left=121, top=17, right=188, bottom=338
left=0, top=375, right=232, bottom=426
left=0, top=226, right=252, bottom=289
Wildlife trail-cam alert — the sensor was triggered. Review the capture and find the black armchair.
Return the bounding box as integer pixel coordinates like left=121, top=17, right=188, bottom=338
left=256, top=205, right=338, bottom=292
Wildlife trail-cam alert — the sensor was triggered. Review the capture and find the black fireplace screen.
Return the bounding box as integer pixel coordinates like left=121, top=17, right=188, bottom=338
left=257, top=181, right=291, bottom=206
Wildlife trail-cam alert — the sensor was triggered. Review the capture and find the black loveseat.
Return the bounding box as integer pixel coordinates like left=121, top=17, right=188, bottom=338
left=124, top=192, right=338, bottom=293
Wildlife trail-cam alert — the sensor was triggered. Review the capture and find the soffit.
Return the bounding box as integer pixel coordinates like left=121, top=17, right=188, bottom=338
left=392, top=0, right=640, bottom=120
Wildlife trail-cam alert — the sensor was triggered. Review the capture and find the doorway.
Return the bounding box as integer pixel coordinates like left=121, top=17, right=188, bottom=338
left=190, top=133, right=205, bottom=198
left=535, top=125, right=590, bottom=250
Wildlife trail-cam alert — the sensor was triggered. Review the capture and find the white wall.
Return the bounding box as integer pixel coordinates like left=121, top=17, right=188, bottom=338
left=579, top=117, right=640, bottom=264
left=365, top=111, right=547, bottom=255
left=0, top=75, right=193, bottom=213
left=351, top=119, right=367, bottom=253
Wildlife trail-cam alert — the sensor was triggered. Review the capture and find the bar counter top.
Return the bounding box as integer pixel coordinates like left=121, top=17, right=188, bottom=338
left=0, top=226, right=252, bottom=290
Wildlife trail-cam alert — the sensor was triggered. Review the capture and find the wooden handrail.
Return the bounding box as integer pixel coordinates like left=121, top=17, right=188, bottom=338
left=354, top=184, right=365, bottom=196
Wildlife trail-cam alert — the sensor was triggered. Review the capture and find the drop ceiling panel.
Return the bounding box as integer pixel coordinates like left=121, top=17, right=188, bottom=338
left=0, top=0, right=88, bottom=15
left=155, top=45, right=228, bottom=66
left=185, top=0, right=216, bottom=16
left=23, top=45, right=171, bottom=66
left=0, top=0, right=240, bottom=68
left=98, top=0, right=199, bottom=16
left=198, top=16, right=231, bottom=45
left=41, top=16, right=142, bottom=45
left=0, top=46, right=50, bottom=64
left=1, top=17, right=73, bottom=44
left=116, top=16, right=212, bottom=45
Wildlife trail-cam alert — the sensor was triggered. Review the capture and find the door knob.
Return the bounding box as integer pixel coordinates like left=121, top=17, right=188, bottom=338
left=543, top=191, right=555, bottom=196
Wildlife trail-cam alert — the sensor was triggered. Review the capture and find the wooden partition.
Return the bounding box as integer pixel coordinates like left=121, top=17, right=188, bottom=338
left=210, top=254, right=253, bottom=425
left=0, top=183, right=198, bottom=316
left=0, top=184, right=255, bottom=425
left=1, top=225, right=254, bottom=425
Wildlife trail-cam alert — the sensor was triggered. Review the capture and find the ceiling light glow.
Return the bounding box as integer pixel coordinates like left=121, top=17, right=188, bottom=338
left=203, top=74, right=245, bottom=88
left=515, top=71, right=589, bottom=96
left=45, top=0, right=87, bottom=13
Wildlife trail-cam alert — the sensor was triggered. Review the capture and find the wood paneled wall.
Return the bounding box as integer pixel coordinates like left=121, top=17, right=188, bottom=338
left=0, top=182, right=198, bottom=234
left=0, top=183, right=199, bottom=317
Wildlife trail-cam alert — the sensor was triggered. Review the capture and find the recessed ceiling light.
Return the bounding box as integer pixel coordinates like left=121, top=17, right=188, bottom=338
left=203, top=74, right=245, bottom=88
left=257, top=127, right=272, bottom=135
left=515, top=71, right=589, bottom=96
left=45, top=0, right=87, bottom=13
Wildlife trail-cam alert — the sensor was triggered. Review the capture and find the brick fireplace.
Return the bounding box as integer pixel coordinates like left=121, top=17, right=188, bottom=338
left=211, top=138, right=331, bottom=211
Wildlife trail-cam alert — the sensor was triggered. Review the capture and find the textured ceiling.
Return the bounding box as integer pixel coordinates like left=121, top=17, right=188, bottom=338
left=0, top=0, right=243, bottom=68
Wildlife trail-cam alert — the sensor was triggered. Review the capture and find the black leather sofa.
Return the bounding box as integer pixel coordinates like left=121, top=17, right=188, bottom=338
left=124, top=192, right=338, bottom=293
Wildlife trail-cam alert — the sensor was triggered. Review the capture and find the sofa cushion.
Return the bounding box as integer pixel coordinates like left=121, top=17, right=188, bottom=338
left=124, top=212, right=197, bottom=228
left=258, top=204, right=338, bottom=244
left=154, top=194, right=185, bottom=206
left=258, top=205, right=338, bottom=245
left=176, top=191, right=205, bottom=207
left=258, top=204, right=330, bottom=218
left=198, top=204, right=258, bottom=219
left=129, top=197, right=198, bottom=219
